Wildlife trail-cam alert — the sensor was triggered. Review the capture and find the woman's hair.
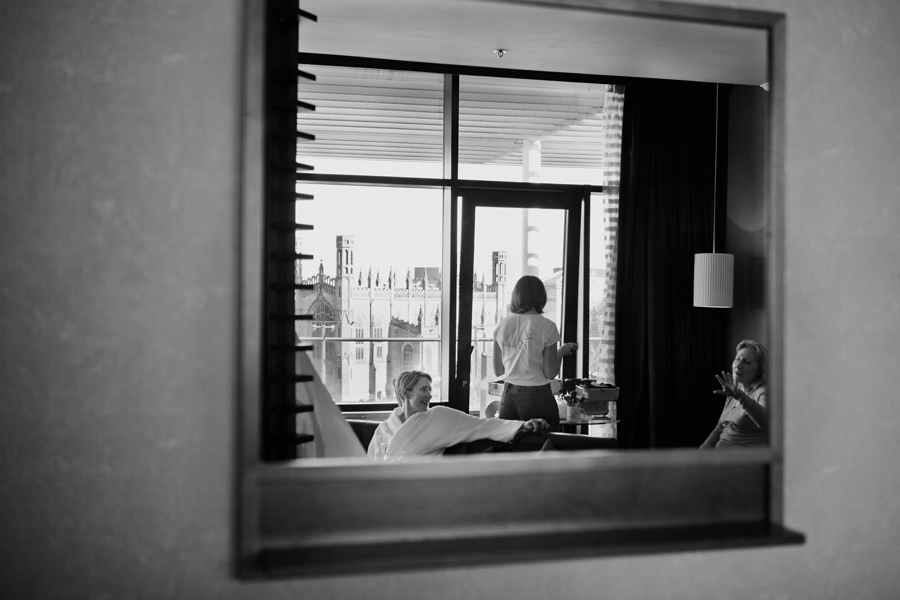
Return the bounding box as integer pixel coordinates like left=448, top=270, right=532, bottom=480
left=736, top=339, right=768, bottom=392
left=509, top=275, right=547, bottom=314
left=392, top=370, right=432, bottom=404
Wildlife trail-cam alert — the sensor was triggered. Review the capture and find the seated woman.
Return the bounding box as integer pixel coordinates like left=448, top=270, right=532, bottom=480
left=368, top=370, right=549, bottom=461
left=701, top=339, right=769, bottom=449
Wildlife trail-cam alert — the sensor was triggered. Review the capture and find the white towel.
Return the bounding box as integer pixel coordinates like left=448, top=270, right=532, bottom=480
left=386, top=406, right=522, bottom=459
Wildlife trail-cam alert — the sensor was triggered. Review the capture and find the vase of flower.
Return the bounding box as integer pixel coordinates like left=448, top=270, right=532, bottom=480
left=566, top=404, right=586, bottom=423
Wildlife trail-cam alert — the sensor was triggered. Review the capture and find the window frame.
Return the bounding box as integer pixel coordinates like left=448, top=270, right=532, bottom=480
left=289, top=67, right=607, bottom=413
left=454, top=184, right=588, bottom=412
left=237, top=0, right=800, bottom=579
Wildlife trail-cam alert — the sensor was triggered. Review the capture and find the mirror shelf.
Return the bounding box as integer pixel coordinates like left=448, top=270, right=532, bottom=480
left=245, top=448, right=799, bottom=577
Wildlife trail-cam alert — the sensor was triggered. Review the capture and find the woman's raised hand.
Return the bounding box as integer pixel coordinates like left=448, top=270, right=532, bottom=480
left=560, top=342, right=578, bottom=356
left=714, top=371, right=740, bottom=398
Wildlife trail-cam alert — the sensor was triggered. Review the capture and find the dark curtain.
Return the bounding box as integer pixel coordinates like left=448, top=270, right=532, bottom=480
left=614, top=82, right=732, bottom=449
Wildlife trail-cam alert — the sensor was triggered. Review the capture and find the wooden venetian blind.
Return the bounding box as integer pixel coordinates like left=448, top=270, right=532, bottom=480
left=262, top=1, right=318, bottom=461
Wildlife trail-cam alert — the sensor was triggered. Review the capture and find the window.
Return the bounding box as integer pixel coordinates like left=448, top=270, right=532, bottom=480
left=458, top=76, right=609, bottom=186
left=290, top=64, right=617, bottom=412
left=588, top=190, right=619, bottom=382
left=293, top=182, right=444, bottom=404
left=238, top=0, right=799, bottom=579
left=296, top=66, right=444, bottom=179
left=458, top=189, right=586, bottom=414
left=401, top=343, right=414, bottom=368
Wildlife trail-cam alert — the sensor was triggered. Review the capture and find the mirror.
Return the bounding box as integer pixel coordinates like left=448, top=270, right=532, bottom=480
left=288, top=0, right=771, bottom=455
left=239, top=0, right=792, bottom=577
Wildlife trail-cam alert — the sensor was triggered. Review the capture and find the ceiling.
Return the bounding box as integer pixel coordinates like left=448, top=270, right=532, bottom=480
left=298, top=0, right=768, bottom=85
left=295, top=0, right=768, bottom=169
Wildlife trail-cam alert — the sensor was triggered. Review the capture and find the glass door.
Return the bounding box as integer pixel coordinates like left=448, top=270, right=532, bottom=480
left=455, top=186, right=584, bottom=414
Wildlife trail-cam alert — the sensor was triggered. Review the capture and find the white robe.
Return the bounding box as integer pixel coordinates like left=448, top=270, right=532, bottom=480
left=368, top=406, right=524, bottom=461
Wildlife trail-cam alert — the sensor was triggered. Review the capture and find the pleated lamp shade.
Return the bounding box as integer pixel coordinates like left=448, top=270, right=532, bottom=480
left=693, top=253, right=734, bottom=308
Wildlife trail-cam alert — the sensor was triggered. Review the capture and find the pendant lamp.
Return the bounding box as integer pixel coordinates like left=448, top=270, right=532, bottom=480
left=693, top=83, right=734, bottom=308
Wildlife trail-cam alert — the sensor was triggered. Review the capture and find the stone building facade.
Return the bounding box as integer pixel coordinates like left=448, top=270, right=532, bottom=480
left=295, top=236, right=509, bottom=402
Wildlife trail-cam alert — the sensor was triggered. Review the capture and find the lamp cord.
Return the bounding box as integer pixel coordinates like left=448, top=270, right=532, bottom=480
left=712, top=83, right=719, bottom=254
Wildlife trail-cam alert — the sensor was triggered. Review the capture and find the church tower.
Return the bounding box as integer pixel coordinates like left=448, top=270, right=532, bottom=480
left=492, top=250, right=508, bottom=319
left=491, top=250, right=507, bottom=287
left=336, top=235, right=355, bottom=330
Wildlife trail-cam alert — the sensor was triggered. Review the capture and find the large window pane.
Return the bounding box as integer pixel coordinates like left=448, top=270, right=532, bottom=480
left=294, top=183, right=443, bottom=402
left=307, top=339, right=442, bottom=403
left=458, top=77, right=615, bottom=185
left=587, top=86, right=623, bottom=382
left=588, top=191, right=614, bottom=380
left=297, top=65, right=444, bottom=178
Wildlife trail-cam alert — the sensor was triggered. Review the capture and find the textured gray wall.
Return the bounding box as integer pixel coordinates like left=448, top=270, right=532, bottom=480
left=727, top=84, right=769, bottom=345
left=2, top=0, right=899, bottom=598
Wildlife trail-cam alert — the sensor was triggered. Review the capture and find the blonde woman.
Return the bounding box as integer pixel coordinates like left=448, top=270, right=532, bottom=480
left=368, top=370, right=548, bottom=461
left=701, top=339, right=769, bottom=449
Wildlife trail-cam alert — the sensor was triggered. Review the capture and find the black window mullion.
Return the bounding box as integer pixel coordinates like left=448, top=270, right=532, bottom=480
left=442, top=74, right=460, bottom=408
left=453, top=197, right=477, bottom=413
left=560, top=191, right=583, bottom=380
left=580, top=187, right=592, bottom=378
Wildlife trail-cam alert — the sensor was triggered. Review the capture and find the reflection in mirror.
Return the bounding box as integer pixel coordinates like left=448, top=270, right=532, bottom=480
left=288, top=72, right=771, bottom=458
left=291, top=66, right=632, bottom=459
left=263, top=0, right=773, bottom=463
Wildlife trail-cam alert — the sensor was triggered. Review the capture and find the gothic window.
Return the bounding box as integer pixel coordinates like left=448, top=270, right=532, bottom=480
left=355, top=323, right=365, bottom=362
left=312, top=301, right=334, bottom=324
left=402, top=343, right=414, bottom=368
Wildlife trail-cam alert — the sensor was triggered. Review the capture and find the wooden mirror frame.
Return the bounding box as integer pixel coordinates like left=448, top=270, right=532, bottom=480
left=237, top=0, right=802, bottom=578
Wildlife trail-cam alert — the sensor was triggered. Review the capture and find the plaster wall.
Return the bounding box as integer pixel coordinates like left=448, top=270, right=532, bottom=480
left=726, top=84, right=769, bottom=346
left=2, top=0, right=899, bottom=598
